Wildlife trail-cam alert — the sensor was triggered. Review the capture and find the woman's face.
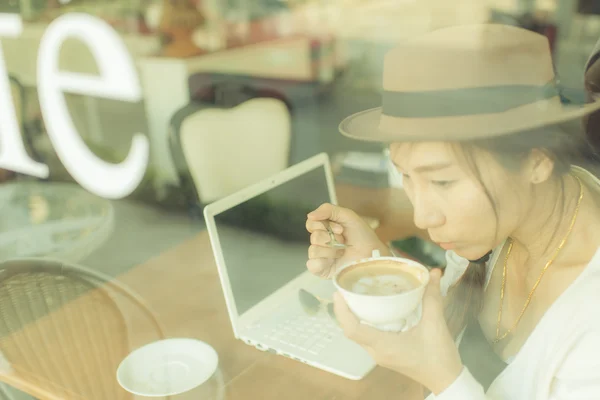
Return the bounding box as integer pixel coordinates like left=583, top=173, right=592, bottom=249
left=389, top=142, right=529, bottom=260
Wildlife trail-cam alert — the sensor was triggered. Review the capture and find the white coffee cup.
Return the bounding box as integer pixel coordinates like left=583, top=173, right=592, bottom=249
left=333, top=250, right=430, bottom=332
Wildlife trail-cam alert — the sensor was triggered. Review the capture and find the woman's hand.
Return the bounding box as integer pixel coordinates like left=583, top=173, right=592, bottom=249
left=334, top=268, right=464, bottom=395
left=305, top=203, right=389, bottom=279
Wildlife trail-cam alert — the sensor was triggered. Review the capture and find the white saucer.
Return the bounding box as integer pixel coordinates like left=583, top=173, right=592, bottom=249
left=116, top=338, right=219, bottom=397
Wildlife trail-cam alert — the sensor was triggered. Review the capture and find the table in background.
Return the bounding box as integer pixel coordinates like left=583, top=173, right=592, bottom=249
left=0, top=230, right=424, bottom=399
left=0, top=184, right=425, bottom=399
left=0, top=181, right=114, bottom=262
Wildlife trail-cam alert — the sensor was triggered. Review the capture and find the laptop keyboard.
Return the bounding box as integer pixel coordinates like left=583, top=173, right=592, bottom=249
left=264, top=314, right=343, bottom=355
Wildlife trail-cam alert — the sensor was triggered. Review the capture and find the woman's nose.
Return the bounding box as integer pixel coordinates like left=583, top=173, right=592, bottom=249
left=412, top=199, right=445, bottom=230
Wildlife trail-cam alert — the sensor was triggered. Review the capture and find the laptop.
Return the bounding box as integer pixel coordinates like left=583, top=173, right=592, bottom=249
left=204, top=153, right=376, bottom=380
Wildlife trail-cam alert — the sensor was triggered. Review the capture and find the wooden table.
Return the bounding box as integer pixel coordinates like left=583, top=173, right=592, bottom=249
left=0, top=182, right=115, bottom=262
left=0, top=185, right=427, bottom=399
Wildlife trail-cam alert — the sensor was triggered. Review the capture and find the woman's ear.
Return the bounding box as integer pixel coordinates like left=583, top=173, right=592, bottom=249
left=527, top=149, right=555, bottom=184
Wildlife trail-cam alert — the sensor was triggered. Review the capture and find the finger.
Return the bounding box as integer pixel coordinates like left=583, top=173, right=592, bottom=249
left=310, top=231, right=346, bottom=246
left=307, top=203, right=354, bottom=224
left=333, top=292, right=381, bottom=345
left=306, top=258, right=334, bottom=278
left=425, top=268, right=442, bottom=297
left=422, top=268, right=444, bottom=315
left=306, top=219, right=344, bottom=234
left=308, top=244, right=345, bottom=260
left=307, top=203, right=335, bottom=221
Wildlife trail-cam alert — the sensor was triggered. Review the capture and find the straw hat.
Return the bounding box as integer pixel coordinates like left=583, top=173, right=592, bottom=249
left=339, top=24, right=600, bottom=143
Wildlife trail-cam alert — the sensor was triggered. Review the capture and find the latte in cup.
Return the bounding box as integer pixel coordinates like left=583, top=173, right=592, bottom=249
left=334, top=252, right=430, bottom=332
left=337, top=260, right=422, bottom=296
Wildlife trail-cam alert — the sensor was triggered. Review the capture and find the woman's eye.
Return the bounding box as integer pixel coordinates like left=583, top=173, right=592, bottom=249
left=432, top=180, right=455, bottom=188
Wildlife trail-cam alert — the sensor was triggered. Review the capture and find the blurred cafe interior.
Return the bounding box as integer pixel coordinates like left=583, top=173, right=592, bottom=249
left=0, top=0, right=599, bottom=399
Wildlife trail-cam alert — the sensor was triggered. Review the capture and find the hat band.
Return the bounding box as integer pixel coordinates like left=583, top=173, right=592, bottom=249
left=382, top=82, right=561, bottom=118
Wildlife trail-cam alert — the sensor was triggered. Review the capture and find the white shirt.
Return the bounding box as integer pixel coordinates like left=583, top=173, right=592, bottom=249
left=426, top=166, right=600, bottom=400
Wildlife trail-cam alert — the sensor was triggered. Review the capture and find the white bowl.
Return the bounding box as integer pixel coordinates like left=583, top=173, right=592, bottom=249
left=116, top=338, right=219, bottom=397
left=334, top=251, right=430, bottom=332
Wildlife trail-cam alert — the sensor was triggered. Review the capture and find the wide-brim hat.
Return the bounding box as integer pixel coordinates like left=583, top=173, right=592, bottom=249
left=339, top=24, right=600, bottom=143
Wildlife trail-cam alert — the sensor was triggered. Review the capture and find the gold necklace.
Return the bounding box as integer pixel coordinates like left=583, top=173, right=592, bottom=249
left=493, top=175, right=584, bottom=344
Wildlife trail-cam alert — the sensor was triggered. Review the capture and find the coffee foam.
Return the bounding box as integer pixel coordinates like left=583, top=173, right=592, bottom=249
left=337, top=260, right=422, bottom=296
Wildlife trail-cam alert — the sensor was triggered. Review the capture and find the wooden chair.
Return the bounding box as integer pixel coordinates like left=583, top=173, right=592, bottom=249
left=0, top=258, right=165, bottom=400
left=169, top=74, right=298, bottom=209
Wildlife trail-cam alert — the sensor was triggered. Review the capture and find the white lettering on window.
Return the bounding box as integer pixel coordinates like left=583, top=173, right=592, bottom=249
left=37, top=13, right=149, bottom=199
left=0, top=14, right=49, bottom=178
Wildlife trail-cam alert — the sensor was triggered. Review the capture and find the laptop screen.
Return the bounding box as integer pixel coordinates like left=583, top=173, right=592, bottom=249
left=213, top=165, right=331, bottom=316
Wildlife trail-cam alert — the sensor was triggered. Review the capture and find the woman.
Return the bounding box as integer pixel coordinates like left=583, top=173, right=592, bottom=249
left=305, top=24, right=600, bottom=399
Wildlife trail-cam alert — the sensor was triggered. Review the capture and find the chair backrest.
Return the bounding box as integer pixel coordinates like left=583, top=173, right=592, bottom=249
left=170, top=75, right=296, bottom=205
left=0, top=259, right=164, bottom=400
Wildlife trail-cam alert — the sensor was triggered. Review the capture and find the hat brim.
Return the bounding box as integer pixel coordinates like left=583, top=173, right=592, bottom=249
left=339, top=99, right=600, bottom=143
